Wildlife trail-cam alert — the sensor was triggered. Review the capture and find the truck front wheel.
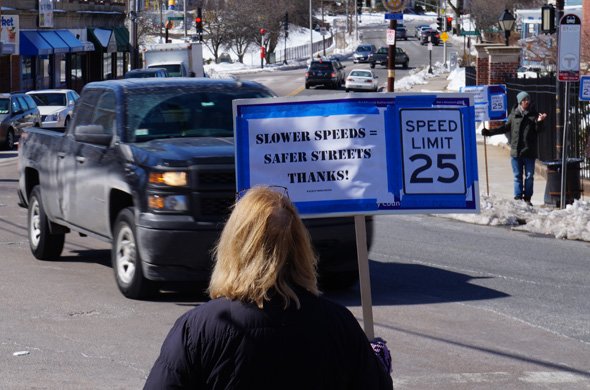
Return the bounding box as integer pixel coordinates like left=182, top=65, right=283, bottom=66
left=112, top=208, right=155, bottom=299
left=28, top=186, right=65, bottom=260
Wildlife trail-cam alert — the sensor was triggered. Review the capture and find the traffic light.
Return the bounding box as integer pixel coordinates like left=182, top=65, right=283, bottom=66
left=356, top=0, right=363, bottom=14
left=195, top=7, right=203, bottom=37
left=436, top=17, right=443, bottom=31
left=446, top=17, right=453, bottom=32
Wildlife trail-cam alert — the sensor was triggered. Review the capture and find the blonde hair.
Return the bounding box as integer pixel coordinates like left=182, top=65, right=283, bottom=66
left=208, top=186, right=319, bottom=309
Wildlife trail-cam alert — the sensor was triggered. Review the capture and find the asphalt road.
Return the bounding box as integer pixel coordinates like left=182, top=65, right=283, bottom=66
left=2, top=141, right=590, bottom=389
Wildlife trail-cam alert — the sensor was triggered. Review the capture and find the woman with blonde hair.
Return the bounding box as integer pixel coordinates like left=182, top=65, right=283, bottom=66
left=145, top=186, right=393, bottom=389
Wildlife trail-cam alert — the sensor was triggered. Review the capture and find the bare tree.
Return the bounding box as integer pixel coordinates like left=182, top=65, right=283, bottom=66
left=202, top=2, right=231, bottom=63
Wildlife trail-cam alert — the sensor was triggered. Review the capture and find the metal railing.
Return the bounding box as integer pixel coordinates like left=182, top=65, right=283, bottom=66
left=270, top=37, right=334, bottom=64
left=505, top=76, right=590, bottom=180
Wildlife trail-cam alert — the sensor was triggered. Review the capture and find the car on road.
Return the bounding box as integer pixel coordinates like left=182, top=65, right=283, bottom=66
left=305, top=58, right=346, bottom=89
left=352, top=44, right=377, bottom=63
left=124, top=68, right=169, bottom=78
left=414, top=24, right=431, bottom=39
left=396, top=25, right=408, bottom=40
left=420, top=29, right=441, bottom=45
left=0, top=92, right=41, bottom=150
left=369, top=46, right=409, bottom=69
left=27, top=89, right=80, bottom=130
left=345, top=69, right=379, bottom=92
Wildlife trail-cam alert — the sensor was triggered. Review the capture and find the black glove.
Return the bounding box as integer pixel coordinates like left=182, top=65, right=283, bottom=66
left=481, top=128, right=491, bottom=137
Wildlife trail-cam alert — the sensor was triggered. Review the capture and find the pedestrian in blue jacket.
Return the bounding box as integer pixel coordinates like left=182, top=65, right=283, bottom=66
left=144, top=186, right=393, bottom=389
left=482, top=91, right=547, bottom=205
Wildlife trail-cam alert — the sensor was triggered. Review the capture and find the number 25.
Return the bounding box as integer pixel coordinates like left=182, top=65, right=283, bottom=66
left=410, top=154, right=459, bottom=184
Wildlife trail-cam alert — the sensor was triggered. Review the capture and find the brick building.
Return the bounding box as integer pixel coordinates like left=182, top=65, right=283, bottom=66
left=0, top=0, right=129, bottom=93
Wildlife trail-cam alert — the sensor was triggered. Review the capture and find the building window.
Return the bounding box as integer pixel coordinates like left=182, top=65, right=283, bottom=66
left=116, top=52, right=124, bottom=79
left=22, top=57, right=33, bottom=81
left=103, top=52, right=112, bottom=79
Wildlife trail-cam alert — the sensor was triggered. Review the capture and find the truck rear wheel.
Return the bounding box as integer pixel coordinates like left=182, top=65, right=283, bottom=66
left=4, top=128, right=15, bottom=150
left=28, top=186, right=65, bottom=260
left=112, top=208, right=155, bottom=299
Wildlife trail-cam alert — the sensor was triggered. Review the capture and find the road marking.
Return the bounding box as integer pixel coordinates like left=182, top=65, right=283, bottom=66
left=287, top=85, right=305, bottom=96
left=392, top=371, right=590, bottom=386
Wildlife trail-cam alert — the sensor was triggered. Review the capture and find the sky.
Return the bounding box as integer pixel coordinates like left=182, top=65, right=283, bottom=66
left=163, top=11, right=590, bottom=244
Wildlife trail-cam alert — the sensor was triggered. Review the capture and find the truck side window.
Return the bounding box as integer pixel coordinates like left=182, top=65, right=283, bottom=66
left=73, top=89, right=102, bottom=128
left=92, top=91, right=116, bottom=136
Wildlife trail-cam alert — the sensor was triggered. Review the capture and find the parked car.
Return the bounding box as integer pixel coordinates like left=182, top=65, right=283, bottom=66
left=0, top=92, right=41, bottom=150
left=305, top=58, right=346, bottom=89
left=414, top=24, right=431, bottom=39
left=369, top=46, right=409, bottom=69
left=27, top=89, right=80, bottom=130
left=352, top=44, right=377, bottom=63
left=124, top=68, right=169, bottom=78
left=396, top=25, right=408, bottom=40
left=345, top=69, right=379, bottom=92
left=516, top=66, right=547, bottom=78
left=420, top=30, right=441, bottom=45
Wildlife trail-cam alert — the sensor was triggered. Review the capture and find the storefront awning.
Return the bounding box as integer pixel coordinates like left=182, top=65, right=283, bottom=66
left=113, top=26, right=130, bottom=52
left=88, top=28, right=117, bottom=53
left=55, top=30, right=85, bottom=52
left=20, top=31, right=53, bottom=56
left=38, top=31, right=70, bottom=54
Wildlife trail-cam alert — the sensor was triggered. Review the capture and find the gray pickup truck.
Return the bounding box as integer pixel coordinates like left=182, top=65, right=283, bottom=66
left=18, top=78, right=367, bottom=299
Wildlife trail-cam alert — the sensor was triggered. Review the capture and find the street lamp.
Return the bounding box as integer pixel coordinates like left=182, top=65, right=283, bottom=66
left=541, top=3, right=556, bottom=34
left=498, top=9, right=516, bottom=46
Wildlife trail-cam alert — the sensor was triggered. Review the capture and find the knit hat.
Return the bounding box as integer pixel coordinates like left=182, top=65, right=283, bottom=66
left=517, top=91, right=530, bottom=104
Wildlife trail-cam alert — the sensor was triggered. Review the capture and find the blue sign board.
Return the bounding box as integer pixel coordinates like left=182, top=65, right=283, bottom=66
left=233, top=94, right=479, bottom=217
left=460, top=85, right=507, bottom=122
left=580, top=76, right=590, bottom=101
left=385, top=13, right=404, bottom=20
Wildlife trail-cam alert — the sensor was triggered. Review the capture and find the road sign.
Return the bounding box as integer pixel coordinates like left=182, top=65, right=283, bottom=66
left=580, top=76, right=590, bottom=101
left=427, top=42, right=433, bottom=50
left=558, top=14, right=581, bottom=82
left=460, top=85, right=507, bottom=122
left=382, top=0, right=406, bottom=12
left=440, top=31, right=449, bottom=42
left=460, top=30, right=479, bottom=36
left=234, top=94, right=479, bottom=215
left=385, top=12, right=403, bottom=20
left=386, top=29, right=396, bottom=45
left=167, top=16, right=184, bottom=20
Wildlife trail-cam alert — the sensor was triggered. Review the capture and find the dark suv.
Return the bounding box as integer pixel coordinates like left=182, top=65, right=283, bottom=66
left=369, top=47, right=409, bottom=69
left=305, top=58, right=346, bottom=89
left=420, top=30, right=441, bottom=45
left=0, top=92, right=41, bottom=150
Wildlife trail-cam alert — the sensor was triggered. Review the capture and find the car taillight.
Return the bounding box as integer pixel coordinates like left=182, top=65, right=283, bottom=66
left=305, top=72, right=309, bottom=77
left=347, top=78, right=353, bottom=81
left=331, top=72, right=336, bottom=78
left=365, top=80, right=372, bottom=83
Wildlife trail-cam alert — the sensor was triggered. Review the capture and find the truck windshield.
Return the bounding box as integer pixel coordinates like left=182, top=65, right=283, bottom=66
left=149, top=64, right=181, bottom=77
left=126, top=88, right=272, bottom=142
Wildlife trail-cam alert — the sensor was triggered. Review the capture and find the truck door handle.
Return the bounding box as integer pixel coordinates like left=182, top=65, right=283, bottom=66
left=57, top=152, right=66, bottom=159
left=76, top=156, right=86, bottom=163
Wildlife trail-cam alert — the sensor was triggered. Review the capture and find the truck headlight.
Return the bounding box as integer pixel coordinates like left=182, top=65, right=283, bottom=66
left=149, top=171, right=188, bottom=186
left=148, top=194, right=188, bottom=212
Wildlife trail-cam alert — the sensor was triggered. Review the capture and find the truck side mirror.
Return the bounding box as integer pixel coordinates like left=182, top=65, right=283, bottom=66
left=74, top=125, right=112, bottom=146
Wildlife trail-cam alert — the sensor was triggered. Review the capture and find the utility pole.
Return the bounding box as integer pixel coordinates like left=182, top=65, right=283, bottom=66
left=387, top=18, right=397, bottom=92
left=555, top=0, right=564, bottom=161
left=159, top=0, right=164, bottom=43
left=183, top=0, right=187, bottom=39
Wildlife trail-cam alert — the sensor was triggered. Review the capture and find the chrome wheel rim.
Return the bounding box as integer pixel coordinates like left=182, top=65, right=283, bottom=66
left=115, top=225, right=136, bottom=285
left=30, top=199, right=41, bottom=248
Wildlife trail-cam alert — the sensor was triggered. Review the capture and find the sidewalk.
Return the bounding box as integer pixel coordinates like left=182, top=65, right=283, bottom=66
left=405, top=72, right=548, bottom=206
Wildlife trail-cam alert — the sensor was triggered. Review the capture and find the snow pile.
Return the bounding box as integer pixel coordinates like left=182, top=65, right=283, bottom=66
left=439, top=197, right=590, bottom=242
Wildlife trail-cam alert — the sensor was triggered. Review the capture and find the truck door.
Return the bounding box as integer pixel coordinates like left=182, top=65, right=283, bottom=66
left=67, top=90, right=118, bottom=238
left=58, top=89, right=101, bottom=223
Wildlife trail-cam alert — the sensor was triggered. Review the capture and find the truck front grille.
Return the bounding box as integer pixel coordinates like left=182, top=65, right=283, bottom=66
left=190, top=164, right=235, bottom=219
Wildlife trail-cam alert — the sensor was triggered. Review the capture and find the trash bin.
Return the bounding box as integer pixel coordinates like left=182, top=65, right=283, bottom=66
left=543, top=158, right=583, bottom=207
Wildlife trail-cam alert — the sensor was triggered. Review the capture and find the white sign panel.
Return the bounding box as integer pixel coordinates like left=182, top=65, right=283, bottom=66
left=558, top=14, right=581, bottom=82
left=234, top=94, right=479, bottom=217
left=38, top=0, right=54, bottom=28
left=0, top=15, right=19, bottom=55
left=386, top=29, right=396, bottom=45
